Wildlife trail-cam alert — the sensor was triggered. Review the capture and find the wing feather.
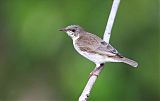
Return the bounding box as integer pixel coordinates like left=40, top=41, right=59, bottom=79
left=75, top=34, right=122, bottom=58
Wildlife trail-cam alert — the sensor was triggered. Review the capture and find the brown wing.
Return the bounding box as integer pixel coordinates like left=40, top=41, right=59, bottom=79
left=96, top=41, right=123, bottom=58
left=76, top=33, right=106, bottom=55
left=75, top=33, right=101, bottom=48
left=75, top=33, right=123, bottom=58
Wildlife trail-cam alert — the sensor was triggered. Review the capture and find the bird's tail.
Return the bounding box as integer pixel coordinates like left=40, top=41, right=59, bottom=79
left=120, top=57, right=138, bottom=68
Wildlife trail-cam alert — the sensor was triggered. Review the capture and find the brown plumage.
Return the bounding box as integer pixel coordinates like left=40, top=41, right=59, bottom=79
left=59, top=25, right=138, bottom=67
left=76, top=33, right=122, bottom=58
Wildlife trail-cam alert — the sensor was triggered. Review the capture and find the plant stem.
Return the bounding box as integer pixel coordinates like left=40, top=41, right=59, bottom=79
left=78, top=0, right=121, bottom=101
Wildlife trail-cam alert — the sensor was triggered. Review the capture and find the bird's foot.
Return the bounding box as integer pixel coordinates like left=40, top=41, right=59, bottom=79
left=89, top=71, right=98, bottom=78
left=88, top=63, right=104, bottom=78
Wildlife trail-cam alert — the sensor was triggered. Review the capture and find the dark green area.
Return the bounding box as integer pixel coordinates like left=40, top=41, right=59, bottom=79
left=0, top=0, right=159, bottom=101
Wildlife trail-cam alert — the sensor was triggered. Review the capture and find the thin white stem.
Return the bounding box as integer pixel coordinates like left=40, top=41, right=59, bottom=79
left=79, top=0, right=120, bottom=101
left=103, top=0, right=120, bottom=43
left=79, top=65, right=104, bottom=101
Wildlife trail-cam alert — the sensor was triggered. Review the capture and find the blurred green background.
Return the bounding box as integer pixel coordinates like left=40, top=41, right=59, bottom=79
left=0, top=0, right=159, bottom=101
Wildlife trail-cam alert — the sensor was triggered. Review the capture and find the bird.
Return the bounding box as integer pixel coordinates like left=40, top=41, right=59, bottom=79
left=59, top=25, right=138, bottom=76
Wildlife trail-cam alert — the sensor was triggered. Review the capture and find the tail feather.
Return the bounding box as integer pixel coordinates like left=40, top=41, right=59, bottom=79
left=121, top=57, right=138, bottom=67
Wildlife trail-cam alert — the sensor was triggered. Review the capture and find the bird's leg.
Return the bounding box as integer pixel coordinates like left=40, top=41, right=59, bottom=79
left=89, top=63, right=104, bottom=78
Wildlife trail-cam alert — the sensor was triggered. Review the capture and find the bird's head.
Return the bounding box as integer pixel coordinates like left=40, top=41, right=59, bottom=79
left=59, top=25, right=84, bottom=39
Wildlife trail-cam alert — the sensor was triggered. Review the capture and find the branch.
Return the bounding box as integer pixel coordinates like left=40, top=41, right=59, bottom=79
left=103, top=0, right=120, bottom=43
left=78, top=0, right=121, bottom=101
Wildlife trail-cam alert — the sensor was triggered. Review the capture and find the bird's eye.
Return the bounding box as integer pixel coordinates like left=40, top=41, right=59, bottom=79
left=71, top=29, right=76, bottom=32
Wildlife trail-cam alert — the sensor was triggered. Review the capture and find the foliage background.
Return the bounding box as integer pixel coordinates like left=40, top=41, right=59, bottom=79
left=0, top=0, right=159, bottom=101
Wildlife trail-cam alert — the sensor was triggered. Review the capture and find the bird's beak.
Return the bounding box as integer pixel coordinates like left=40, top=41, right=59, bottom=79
left=59, top=28, right=67, bottom=32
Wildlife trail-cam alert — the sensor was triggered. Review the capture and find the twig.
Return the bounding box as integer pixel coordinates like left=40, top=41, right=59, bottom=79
left=103, top=0, right=121, bottom=43
left=78, top=0, right=121, bottom=101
